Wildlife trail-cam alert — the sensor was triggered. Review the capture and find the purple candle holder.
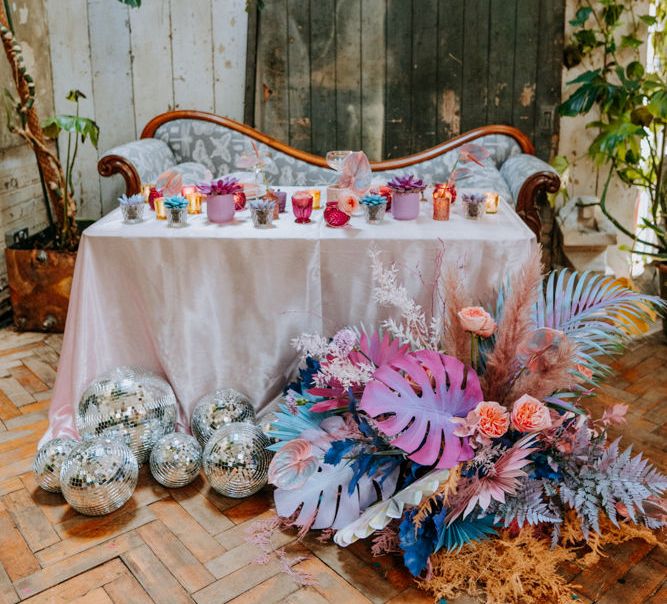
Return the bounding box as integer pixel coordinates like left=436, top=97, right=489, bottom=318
left=292, top=192, right=314, bottom=224
left=275, top=190, right=287, bottom=213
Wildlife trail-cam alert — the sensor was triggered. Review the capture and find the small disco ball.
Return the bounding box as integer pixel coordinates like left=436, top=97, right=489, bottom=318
left=76, top=367, right=178, bottom=464
left=60, top=437, right=138, bottom=516
left=203, top=422, right=271, bottom=498
left=33, top=437, right=79, bottom=493
left=190, top=388, right=256, bottom=447
left=150, top=432, right=202, bottom=488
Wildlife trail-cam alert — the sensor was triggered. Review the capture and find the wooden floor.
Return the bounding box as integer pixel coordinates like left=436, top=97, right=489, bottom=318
left=0, top=328, right=664, bottom=604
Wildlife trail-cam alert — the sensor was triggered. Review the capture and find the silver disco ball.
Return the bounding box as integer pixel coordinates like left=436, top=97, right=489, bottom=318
left=60, top=437, right=138, bottom=516
left=203, top=422, right=271, bottom=498
left=150, top=432, right=202, bottom=488
left=190, top=388, right=256, bottom=447
left=76, top=367, right=178, bottom=464
left=33, top=437, right=79, bottom=493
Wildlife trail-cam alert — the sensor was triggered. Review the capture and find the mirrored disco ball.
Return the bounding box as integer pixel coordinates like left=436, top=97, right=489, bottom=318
left=33, top=437, right=79, bottom=493
left=203, top=422, right=271, bottom=498
left=60, top=437, right=138, bottom=516
left=150, top=432, right=202, bottom=488
left=76, top=367, right=177, bottom=464
left=190, top=388, right=256, bottom=447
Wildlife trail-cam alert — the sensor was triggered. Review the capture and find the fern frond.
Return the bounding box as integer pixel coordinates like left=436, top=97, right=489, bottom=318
left=495, top=479, right=562, bottom=528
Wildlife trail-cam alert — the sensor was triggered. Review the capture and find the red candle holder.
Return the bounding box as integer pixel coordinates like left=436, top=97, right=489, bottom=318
left=292, top=192, right=314, bottom=223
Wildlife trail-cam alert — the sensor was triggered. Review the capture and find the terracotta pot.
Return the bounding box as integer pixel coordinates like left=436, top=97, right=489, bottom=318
left=5, top=247, right=76, bottom=332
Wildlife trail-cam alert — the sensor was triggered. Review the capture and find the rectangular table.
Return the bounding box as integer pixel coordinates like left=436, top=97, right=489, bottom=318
left=44, top=187, right=536, bottom=442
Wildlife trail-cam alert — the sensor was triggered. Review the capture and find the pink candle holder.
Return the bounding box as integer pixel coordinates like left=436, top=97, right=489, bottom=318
left=292, top=192, right=314, bottom=224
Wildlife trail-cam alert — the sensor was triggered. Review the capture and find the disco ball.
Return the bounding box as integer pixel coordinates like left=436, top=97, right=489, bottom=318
left=76, top=367, right=177, bottom=464
left=190, top=388, right=256, bottom=447
left=33, top=437, right=79, bottom=493
left=60, top=437, right=138, bottom=516
left=203, top=422, right=271, bottom=498
left=150, top=432, right=202, bottom=488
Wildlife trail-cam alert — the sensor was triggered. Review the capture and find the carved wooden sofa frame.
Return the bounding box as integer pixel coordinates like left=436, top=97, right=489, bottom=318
left=98, top=110, right=559, bottom=236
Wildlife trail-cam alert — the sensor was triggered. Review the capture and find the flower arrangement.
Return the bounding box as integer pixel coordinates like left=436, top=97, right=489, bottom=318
left=163, top=195, right=188, bottom=209
left=337, top=192, right=360, bottom=216
left=249, top=199, right=275, bottom=228
left=360, top=193, right=386, bottom=207
left=386, top=175, right=426, bottom=193
left=196, top=177, right=243, bottom=196
left=461, top=192, right=486, bottom=220
left=264, top=247, right=666, bottom=603
left=118, top=193, right=144, bottom=205
left=360, top=193, right=388, bottom=225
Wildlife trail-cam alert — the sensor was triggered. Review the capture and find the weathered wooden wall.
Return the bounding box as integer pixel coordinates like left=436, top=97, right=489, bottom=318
left=250, top=0, right=565, bottom=161
left=43, top=0, right=249, bottom=219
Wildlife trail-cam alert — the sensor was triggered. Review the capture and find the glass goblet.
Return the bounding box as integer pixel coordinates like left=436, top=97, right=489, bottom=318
left=292, top=192, right=314, bottom=224
left=325, top=150, right=353, bottom=173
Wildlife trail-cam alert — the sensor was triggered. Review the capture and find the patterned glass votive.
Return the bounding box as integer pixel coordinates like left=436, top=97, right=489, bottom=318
left=363, top=202, right=387, bottom=224
left=275, top=190, right=287, bottom=213
left=250, top=203, right=275, bottom=229
left=154, top=197, right=166, bottom=220
left=462, top=193, right=486, bottom=221
left=292, top=192, right=314, bottom=223
left=167, top=206, right=188, bottom=227
left=121, top=203, right=145, bottom=224
left=484, top=192, right=500, bottom=214
left=141, top=183, right=153, bottom=203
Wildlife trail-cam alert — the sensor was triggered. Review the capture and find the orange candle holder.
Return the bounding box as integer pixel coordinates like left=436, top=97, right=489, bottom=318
left=186, top=192, right=203, bottom=214
left=309, top=189, right=322, bottom=209
left=484, top=192, right=500, bottom=214
left=141, top=183, right=153, bottom=203
left=432, top=185, right=453, bottom=221
left=154, top=197, right=166, bottom=220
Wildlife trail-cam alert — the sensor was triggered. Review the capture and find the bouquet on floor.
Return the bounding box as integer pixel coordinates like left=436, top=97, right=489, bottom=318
left=265, top=248, right=667, bottom=603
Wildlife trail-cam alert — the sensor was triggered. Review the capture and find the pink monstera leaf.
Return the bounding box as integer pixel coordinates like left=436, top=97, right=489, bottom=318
left=274, top=459, right=399, bottom=529
left=349, top=330, right=410, bottom=368
left=359, top=350, right=483, bottom=468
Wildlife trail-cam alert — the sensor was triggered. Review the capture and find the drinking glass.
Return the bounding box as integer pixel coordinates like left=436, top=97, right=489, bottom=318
left=325, top=150, right=353, bottom=172
left=292, top=192, right=314, bottom=224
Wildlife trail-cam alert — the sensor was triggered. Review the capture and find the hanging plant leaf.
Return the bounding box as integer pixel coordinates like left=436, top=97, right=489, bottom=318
left=273, top=459, right=398, bottom=530
left=359, top=351, right=481, bottom=468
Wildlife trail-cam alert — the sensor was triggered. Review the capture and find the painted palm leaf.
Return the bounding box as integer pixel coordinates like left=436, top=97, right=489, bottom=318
left=273, top=460, right=399, bottom=530
left=267, top=395, right=331, bottom=451
left=435, top=513, right=497, bottom=553
left=359, top=351, right=481, bottom=468
left=534, top=270, right=664, bottom=374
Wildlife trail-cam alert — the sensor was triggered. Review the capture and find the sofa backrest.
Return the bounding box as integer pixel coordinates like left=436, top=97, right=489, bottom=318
left=152, top=117, right=523, bottom=204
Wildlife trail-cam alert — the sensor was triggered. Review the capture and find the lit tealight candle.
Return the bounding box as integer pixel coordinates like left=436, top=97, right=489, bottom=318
left=182, top=185, right=196, bottom=196
left=154, top=197, right=166, bottom=220
left=141, top=183, right=152, bottom=203
left=484, top=192, right=500, bottom=214
left=309, top=188, right=322, bottom=210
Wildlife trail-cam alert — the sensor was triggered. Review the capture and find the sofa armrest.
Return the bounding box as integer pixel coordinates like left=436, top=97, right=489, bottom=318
left=97, top=138, right=177, bottom=195
left=500, top=154, right=560, bottom=237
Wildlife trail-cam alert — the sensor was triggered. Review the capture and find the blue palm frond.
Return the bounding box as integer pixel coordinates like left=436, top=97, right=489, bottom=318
left=434, top=513, right=497, bottom=553
left=267, top=391, right=331, bottom=451
left=534, top=270, right=664, bottom=375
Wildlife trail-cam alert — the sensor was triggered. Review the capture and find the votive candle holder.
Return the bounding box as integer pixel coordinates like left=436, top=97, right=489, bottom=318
left=309, top=189, right=322, bottom=210
left=154, top=197, right=167, bottom=220
left=292, top=192, right=314, bottom=223
left=484, top=192, right=500, bottom=214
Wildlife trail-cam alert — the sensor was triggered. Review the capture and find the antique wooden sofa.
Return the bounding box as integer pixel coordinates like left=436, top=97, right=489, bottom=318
left=98, top=110, right=559, bottom=236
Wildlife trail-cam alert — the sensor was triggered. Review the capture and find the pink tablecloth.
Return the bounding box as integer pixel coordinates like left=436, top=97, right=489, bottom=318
left=42, top=188, right=535, bottom=443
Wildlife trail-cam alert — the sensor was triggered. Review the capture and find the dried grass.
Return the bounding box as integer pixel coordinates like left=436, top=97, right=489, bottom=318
left=442, top=264, right=471, bottom=363
left=482, top=247, right=543, bottom=403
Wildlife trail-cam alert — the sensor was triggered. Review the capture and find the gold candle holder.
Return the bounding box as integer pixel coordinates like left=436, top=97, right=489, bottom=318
left=484, top=192, right=500, bottom=214
left=154, top=197, right=166, bottom=220
left=186, top=192, right=202, bottom=214
left=141, top=183, right=153, bottom=203
left=433, top=194, right=451, bottom=221
left=309, top=188, right=322, bottom=210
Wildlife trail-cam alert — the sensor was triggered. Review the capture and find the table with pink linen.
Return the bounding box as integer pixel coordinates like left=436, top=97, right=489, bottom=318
left=43, top=187, right=536, bottom=443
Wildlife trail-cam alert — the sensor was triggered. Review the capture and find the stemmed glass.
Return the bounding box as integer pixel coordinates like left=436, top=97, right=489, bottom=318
left=326, top=150, right=353, bottom=173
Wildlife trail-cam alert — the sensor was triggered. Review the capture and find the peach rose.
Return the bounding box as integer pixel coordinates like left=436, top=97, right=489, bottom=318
left=457, top=306, right=496, bottom=338
left=474, top=401, right=510, bottom=438
left=337, top=192, right=360, bottom=216
left=511, top=394, right=552, bottom=433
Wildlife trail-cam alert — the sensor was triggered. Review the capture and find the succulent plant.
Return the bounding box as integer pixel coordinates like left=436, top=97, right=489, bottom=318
left=386, top=175, right=426, bottom=193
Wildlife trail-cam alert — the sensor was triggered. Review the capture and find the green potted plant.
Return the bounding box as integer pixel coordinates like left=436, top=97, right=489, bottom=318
left=559, top=1, right=666, bottom=315
left=1, top=4, right=98, bottom=331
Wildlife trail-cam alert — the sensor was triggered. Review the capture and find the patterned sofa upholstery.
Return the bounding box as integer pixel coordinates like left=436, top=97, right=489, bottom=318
left=98, top=110, right=559, bottom=236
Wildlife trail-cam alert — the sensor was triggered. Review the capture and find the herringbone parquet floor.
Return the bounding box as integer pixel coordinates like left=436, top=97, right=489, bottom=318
left=0, top=328, right=664, bottom=604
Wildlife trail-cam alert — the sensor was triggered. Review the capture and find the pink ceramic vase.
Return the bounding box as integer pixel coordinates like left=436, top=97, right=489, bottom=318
left=207, top=194, right=236, bottom=223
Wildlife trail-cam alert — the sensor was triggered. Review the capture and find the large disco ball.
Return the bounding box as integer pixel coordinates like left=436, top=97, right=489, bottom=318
left=60, top=437, right=138, bottom=516
left=203, top=422, right=271, bottom=498
left=76, top=367, right=177, bottom=464
left=190, top=388, right=255, bottom=447
left=33, top=437, right=79, bottom=493
left=150, top=432, right=202, bottom=488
